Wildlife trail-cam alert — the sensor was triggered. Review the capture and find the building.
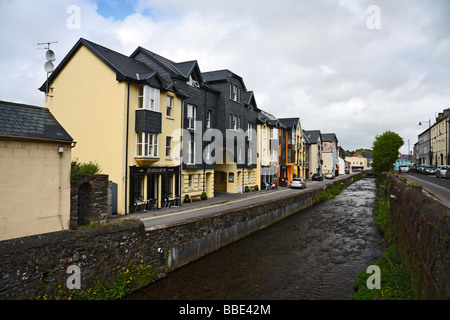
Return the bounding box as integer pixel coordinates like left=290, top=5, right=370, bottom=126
left=131, top=46, right=219, bottom=200
left=345, top=155, right=368, bottom=173
left=256, top=110, right=280, bottom=188
left=321, top=133, right=339, bottom=176
left=278, top=118, right=302, bottom=184
left=417, top=127, right=432, bottom=165
left=0, top=100, right=73, bottom=240
left=202, top=69, right=259, bottom=193
left=303, top=130, right=322, bottom=178
left=40, top=38, right=186, bottom=214
left=430, top=108, right=450, bottom=166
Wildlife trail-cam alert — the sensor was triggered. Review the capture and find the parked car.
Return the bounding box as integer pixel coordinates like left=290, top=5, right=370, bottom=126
left=290, top=178, right=306, bottom=189
left=312, top=173, right=323, bottom=181
left=446, top=167, right=450, bottom=180
left=423, top=165, right=436, bottom=175
left=418, top=165, right=427, bottom=174
left=399, top=165, right=410, bottom=173
left=324, top=172, right=335, bottom=179
left=436, top=165, right=448, bottom=178
left=410, top=163, right=418, bottom=172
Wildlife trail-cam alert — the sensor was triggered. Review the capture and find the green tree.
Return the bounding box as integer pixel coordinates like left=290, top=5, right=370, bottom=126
left=372, top=131, right=404, bottom=174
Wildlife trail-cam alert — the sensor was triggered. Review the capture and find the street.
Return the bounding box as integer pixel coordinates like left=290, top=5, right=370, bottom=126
left=401, top=172, right=450, bottom=208
left=114, top=174, right=358, bottom=229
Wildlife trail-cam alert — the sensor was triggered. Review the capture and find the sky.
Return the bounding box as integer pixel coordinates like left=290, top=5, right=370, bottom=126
left=0, top=0, right=449, bottom=155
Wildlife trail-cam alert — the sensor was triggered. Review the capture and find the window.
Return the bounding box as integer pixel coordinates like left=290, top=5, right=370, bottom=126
left=166, top=136, right=172, bottom=158
left=205, top=143, right=211, bottom=162
left=230, top=114, right=238, bottom=131
left=229, top=84, right=240, bottom=102
left=247, top=148, right=252, bottom=165
left=138, top=85, right=160, bottom=111
left=206, top=111, right=211, bottom=128
left=187, top=104, right=196, bottom=130
left=270, top=149, right=277, bottom=162
left=136, top=132, right=158, bottom=157
left=247, top=122, right=253, bottom=140
left=270, top=128, right=278, bottom=140
left=187, top=140, right=195, bottom=164
left=166, top=96, right=173, bottom=117
left=188, top=174, right=193, bottom=188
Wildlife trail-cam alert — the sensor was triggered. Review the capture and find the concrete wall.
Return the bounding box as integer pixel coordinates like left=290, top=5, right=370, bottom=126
left=383, top=173, right=449, bottom=299
left=0, top=174, right=360, bottom=299
left=0, top=140, right=72, bottom=241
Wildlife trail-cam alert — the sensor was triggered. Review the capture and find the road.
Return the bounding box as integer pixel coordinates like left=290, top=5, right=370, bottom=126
left=114, top=174, right=358, bottom=229
left=401, top=172, right=450, bottom=208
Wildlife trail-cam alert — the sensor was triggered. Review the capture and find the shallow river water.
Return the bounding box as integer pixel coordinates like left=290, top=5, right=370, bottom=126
left=127, top=178, right=384, bottom=300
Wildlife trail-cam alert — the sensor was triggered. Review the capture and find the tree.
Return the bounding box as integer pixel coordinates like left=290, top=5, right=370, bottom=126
left=372, top=131, right=404, bottom=174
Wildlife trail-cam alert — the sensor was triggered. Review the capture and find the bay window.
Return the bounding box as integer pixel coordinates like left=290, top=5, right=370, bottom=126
left=136, top=132, right=158, bottom=157
left=138, top=85, right=160, bottom=111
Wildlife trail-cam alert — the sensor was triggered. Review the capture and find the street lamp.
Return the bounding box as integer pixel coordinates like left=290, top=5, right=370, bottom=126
left=418, top=119, right=432, bottom=164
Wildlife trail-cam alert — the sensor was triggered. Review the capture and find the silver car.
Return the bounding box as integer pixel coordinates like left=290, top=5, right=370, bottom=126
left=436, top=165, right=448, bottom=178
left=290, top=178, right=306, bottom=189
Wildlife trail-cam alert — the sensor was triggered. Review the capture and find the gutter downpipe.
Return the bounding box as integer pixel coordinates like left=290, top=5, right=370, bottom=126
left=125, top=83, right=130, bottom=215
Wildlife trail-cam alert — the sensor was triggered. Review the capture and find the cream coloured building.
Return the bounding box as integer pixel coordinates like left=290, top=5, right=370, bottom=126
left=40, top=38, right=186, bottom=214
left=0, top=101, right=73, bottom=240
left=430, top=108, right=449, bottom=166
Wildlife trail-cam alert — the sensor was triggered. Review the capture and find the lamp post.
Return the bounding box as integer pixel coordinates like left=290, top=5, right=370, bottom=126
left=419, top=119, right=432, bottom=165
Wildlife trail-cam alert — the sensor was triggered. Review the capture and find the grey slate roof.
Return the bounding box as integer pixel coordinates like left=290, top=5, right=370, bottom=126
left=278, top=118, right=299, bottom=129
left=303, top=130, right=321, bottom=144
left=0, top=100, right=73, bottom=142
left=321, top=133, right=338, bottom=143
left=39, top=38, right=166, bottom=92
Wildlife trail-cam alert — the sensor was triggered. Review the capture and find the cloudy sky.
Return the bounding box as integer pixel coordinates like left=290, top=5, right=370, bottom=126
left=1, top=0, right=449, bottom=154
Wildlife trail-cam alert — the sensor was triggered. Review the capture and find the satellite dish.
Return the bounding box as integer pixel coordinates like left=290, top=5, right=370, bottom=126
left=44, top=61, right=54, bottom=73
left=46, top=49, right=56, bottom=62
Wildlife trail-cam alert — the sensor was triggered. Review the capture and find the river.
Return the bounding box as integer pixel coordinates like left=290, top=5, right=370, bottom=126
left=126, top=178, right=384, bottom=300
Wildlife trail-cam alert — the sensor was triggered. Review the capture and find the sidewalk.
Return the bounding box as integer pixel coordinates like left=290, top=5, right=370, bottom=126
left=110, top=175, right=356, bottom=228
left=110, top=185, right=294, bottom=222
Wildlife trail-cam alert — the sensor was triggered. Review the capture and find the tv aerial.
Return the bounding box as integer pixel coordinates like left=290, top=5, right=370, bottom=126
left=38, top=41, right=58, bottom=100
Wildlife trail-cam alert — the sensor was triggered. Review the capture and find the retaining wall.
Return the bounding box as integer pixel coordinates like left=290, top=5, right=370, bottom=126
left=0, top=174, right=360, bottom=299
left=382, top=173, right=449, bottom=299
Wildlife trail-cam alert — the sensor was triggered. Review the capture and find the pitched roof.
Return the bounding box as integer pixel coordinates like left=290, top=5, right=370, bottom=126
left=202, top=69, right=247, bottom=91
left=278, top=118, right=300, bottom=129
left=321, top=133, right=338, bottom=143
left=39, top=38, right=165, bottom=92
left=303, top=130, right=321, bottom=144
left=0, top=100, right=73, bottom=142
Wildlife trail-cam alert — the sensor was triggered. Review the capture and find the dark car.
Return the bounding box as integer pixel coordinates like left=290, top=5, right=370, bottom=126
left=312, top=173, right=323, bottom=181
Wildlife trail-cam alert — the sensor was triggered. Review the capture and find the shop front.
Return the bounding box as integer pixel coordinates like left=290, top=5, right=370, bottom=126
left=129, top=165, right=180, bottom=211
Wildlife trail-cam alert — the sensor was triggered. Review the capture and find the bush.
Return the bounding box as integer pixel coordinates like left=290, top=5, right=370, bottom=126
left=71, top=159, right=101, bottom=183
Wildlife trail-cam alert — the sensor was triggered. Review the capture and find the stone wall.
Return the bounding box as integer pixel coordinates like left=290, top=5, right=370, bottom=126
left=0, top=174, right=360, bottom=299
left=0, top=220, right=151, bottom=299
left=70, top=174, right=111, bottom=228
left=382, top=173, right=449, bottom=299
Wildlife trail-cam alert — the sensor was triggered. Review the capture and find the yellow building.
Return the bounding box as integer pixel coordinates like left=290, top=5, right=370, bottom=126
left=256, top=110, right=280, bottom=189
left=0, top=101, right=73, bottom=240
left=430, top=108, right=450, bottom=166
left=41, top=38, right=186, bottom=214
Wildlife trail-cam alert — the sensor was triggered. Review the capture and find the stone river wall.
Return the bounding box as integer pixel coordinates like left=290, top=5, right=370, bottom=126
left=1, top=174, right=361, bottom=299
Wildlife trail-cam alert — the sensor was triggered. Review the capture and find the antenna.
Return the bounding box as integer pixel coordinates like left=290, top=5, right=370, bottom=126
left=38, top=41, right=58, bottom=101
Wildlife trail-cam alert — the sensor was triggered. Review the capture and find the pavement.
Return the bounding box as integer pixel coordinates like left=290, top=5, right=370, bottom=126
left=111, top=174, right=358, bottom=229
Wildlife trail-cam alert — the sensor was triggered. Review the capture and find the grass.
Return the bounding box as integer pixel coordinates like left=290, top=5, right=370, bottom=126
left=350, top=179, right=416, bottom=300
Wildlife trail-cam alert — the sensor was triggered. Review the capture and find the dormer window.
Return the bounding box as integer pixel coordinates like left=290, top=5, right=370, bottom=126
left=187, top=75, right=200, bottom=88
